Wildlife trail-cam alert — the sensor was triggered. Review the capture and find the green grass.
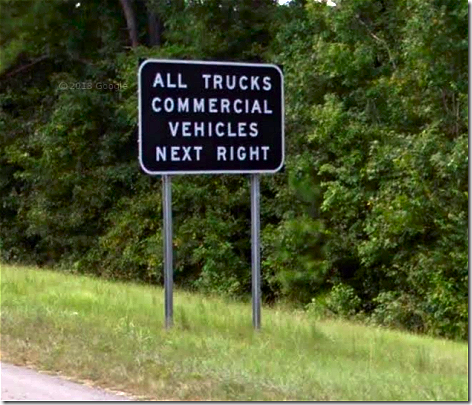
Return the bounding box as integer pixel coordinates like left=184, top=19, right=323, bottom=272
left=1, top=264, right=468, bottom=401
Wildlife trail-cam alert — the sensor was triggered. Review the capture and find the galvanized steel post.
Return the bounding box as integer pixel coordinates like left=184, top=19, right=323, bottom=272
left=251, top=174, right=261, bottom=329
left=162, top=174, right=173, bottom=329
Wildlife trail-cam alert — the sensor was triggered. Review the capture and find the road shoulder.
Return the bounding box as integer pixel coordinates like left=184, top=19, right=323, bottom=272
left=1, top=362, right=132, bottom=401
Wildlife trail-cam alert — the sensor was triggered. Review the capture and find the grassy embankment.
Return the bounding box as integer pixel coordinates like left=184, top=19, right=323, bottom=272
left=1, top=264, right=468, bottom=401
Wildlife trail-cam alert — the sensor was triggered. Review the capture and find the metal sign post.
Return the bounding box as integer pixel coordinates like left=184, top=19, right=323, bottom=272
left=251, top=174, right=261, bottom=329
left=162, top=174, right=173, bottom=328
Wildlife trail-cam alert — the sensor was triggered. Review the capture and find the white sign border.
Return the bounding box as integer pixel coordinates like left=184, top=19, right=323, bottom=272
left=138, top=59, right=285, bottom=175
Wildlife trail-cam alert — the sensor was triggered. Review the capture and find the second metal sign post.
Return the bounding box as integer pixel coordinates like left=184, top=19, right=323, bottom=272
left=138, top=59, right=284, bottom=329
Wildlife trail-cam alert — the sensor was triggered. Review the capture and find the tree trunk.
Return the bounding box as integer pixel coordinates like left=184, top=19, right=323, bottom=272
left=119, top=0, right=139, bottom=48
left=147, top=11, right=162, bottom=47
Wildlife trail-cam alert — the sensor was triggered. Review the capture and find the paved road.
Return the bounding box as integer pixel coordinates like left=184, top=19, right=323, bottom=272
left=1, top=362, right=131, bottom=401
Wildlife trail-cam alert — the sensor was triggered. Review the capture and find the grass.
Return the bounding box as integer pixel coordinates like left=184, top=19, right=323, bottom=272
left=1, top=264, right=468, bottom=401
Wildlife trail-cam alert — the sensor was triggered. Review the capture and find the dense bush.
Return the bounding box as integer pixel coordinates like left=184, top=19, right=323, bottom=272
left=0, top=0, right=467, bottom=339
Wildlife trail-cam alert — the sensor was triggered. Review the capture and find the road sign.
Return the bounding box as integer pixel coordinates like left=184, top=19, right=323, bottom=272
left=138, top=59, right=284, bottom=174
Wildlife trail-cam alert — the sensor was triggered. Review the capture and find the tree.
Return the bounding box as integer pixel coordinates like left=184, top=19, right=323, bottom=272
left=119, top=0, right=139, bottom=47
left=269, top=0, right=467, bottom=338
left=0, top=0, right=467, bottom=339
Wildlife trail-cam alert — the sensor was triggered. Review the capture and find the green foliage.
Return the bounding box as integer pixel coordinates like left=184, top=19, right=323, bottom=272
left=0, top=0, right=467, bottom=340
left=306, top=284, right=362, bottom=319
left=165, top=0, right=277, bottom=61
left=263, top=215, right=328, bottom=303
left=270, top=0, right=467, bottom=338
left=325, top=284, right=362, bottom=318
left=372, top=291, right=425, bottom=333
left=91, top=190, right=164, bottom=283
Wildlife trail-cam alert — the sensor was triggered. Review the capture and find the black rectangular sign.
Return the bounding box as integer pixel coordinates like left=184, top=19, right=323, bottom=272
left=138, top=59, right=284, bottom=174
